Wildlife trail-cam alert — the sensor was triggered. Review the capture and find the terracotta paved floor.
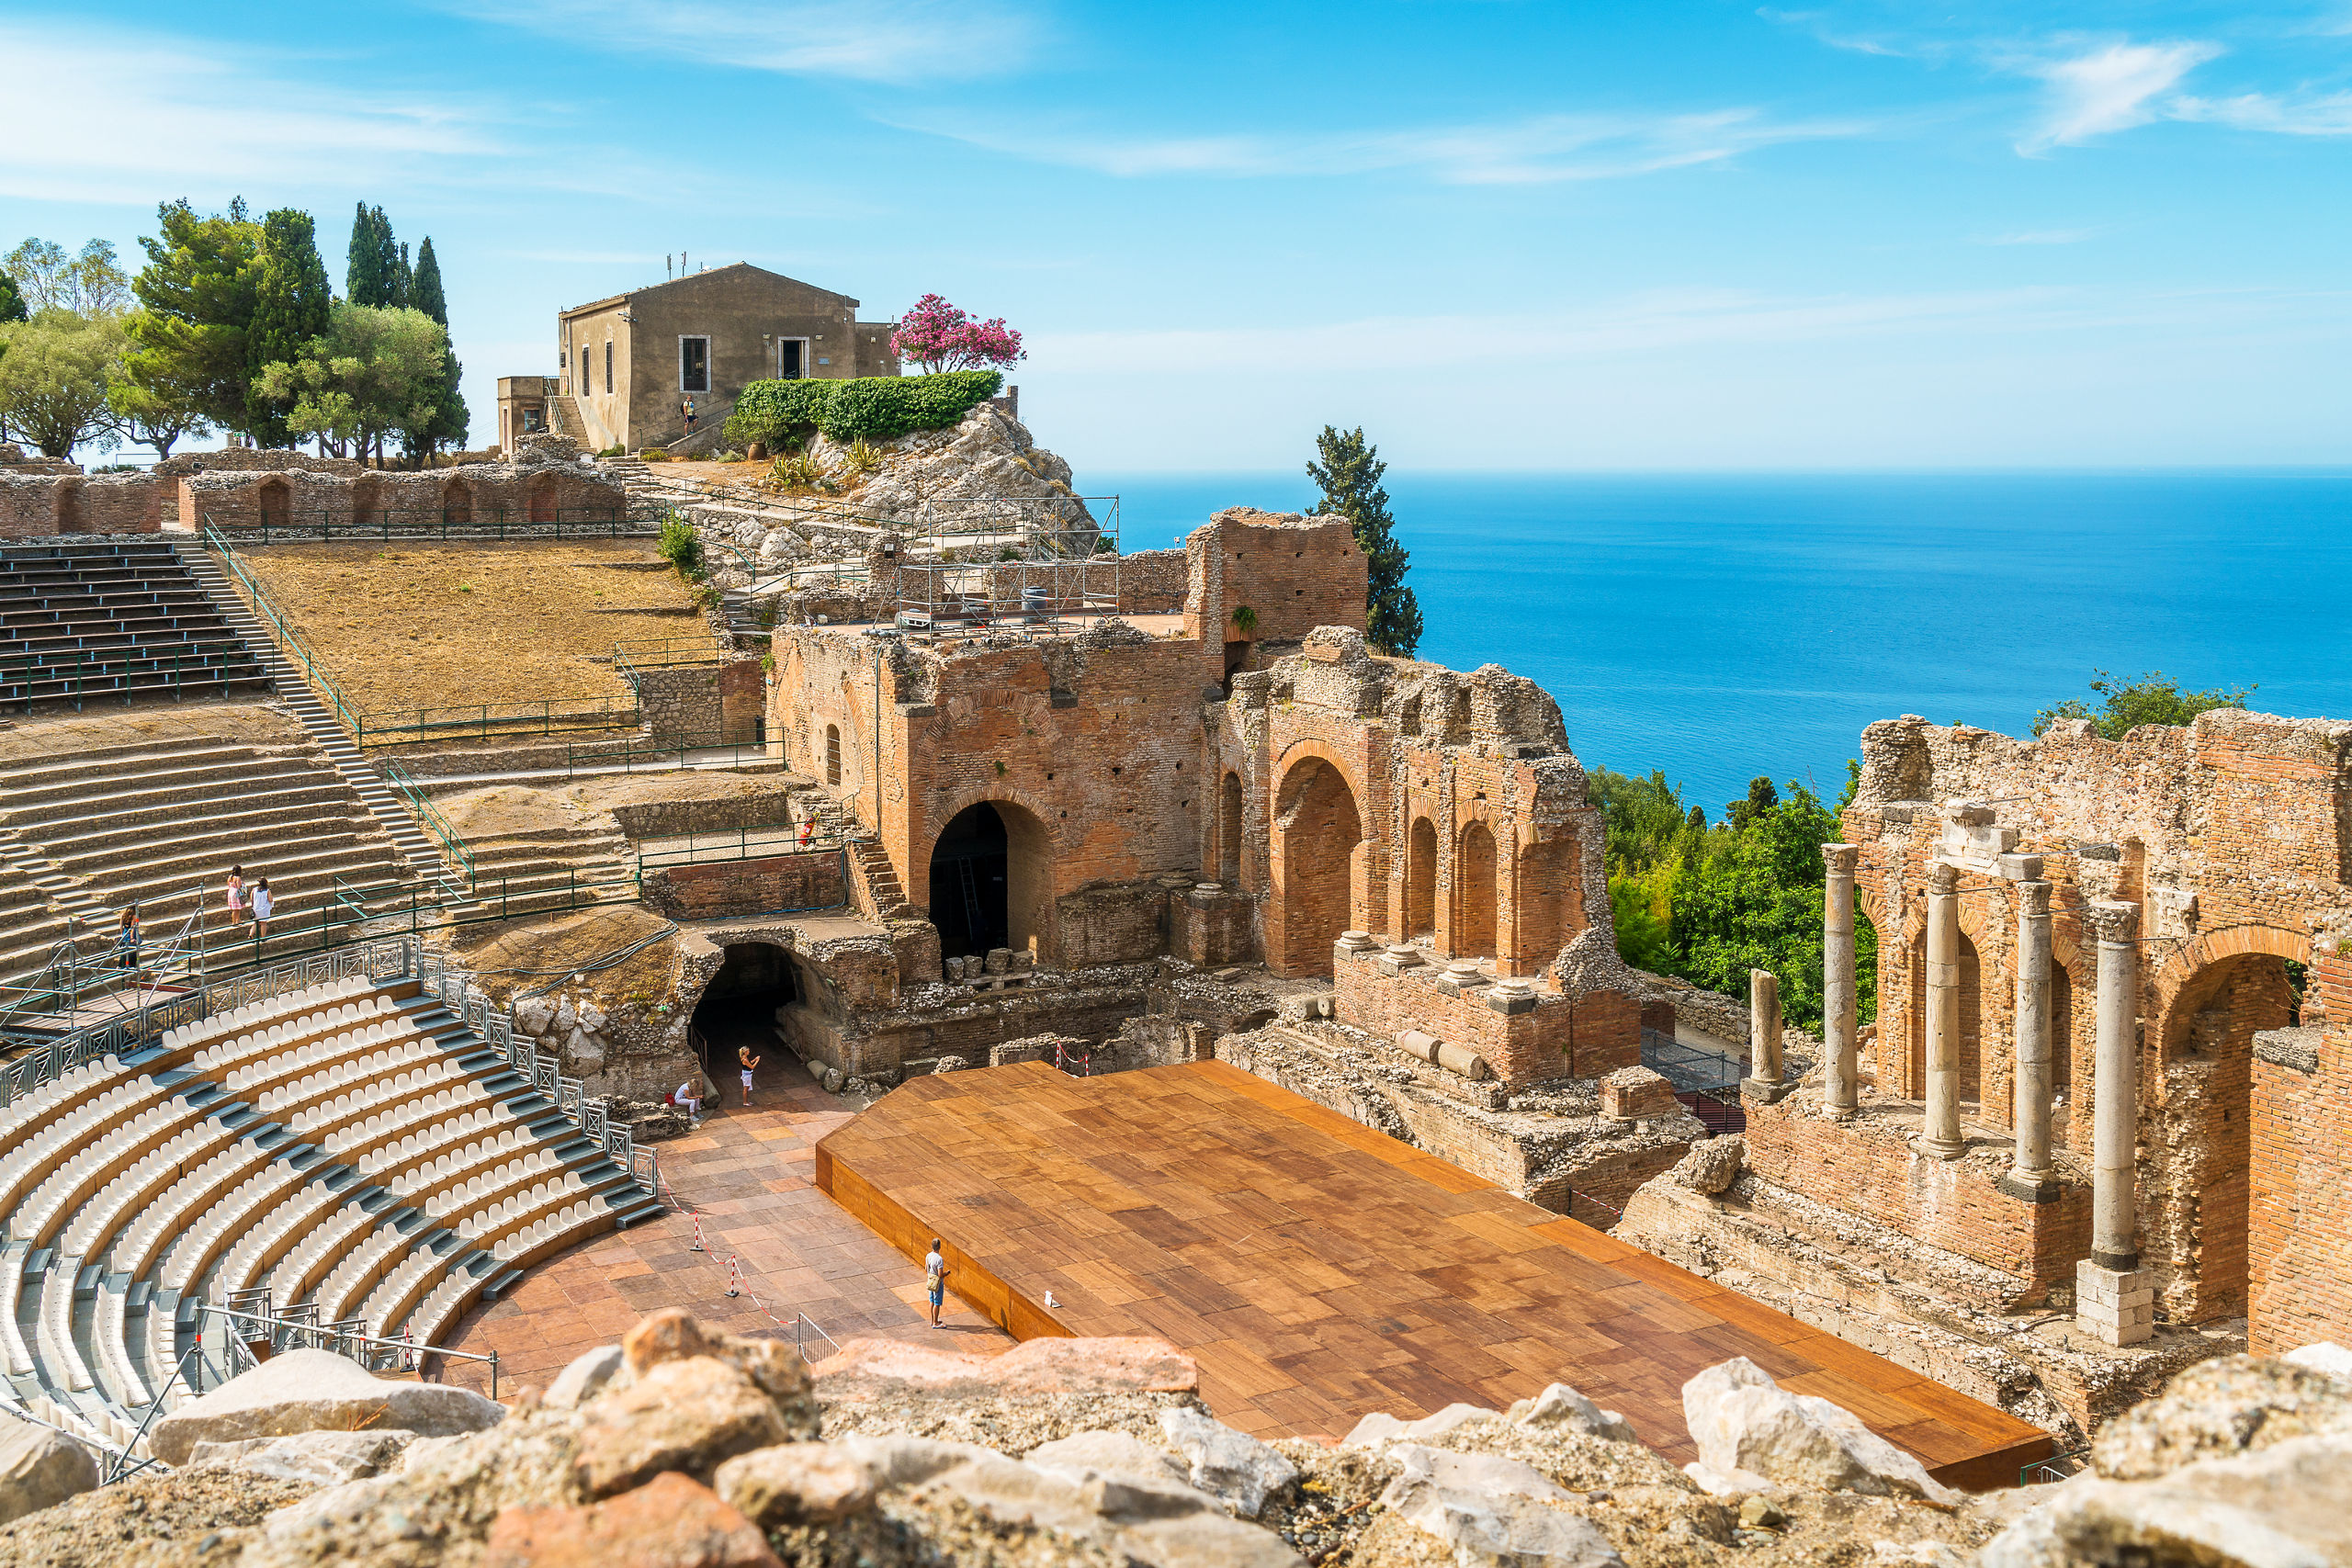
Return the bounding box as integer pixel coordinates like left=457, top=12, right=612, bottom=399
left=437, top=1055, right=1010, bottom=1397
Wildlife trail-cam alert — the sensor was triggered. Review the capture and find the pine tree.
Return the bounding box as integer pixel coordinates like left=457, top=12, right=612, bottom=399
left=243, top=209, right=334, bottom=446
left=1306, top=425, right=1421, bottom=658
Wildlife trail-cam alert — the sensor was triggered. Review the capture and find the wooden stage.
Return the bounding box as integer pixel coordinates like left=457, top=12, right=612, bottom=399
left=815, top=1060, right=2052, bottom=1488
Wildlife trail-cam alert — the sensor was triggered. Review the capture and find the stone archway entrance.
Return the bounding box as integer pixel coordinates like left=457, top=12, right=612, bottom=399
left=689, top=942, right=798, bottom=1090
left=925, top=800, right=1057, bottom=964
left=1271, top=756, right=1363, bottom=976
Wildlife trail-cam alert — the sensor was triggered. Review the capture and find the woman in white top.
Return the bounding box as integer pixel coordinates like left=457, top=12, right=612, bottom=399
left=250, top=878, right=274, bottom=940
left=670, top=1079, right=702, bottom=1119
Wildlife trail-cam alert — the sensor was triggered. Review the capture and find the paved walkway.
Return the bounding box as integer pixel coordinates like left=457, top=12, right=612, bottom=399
left=436, top=1055, right=1010, bottom=1397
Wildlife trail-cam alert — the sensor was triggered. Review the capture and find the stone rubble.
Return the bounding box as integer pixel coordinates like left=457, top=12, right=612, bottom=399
left=10, top=1310, right=2348, bottom=1568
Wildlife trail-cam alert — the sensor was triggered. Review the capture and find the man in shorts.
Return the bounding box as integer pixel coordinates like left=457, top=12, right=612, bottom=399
left=924, top=1238, right=948, bottom=1326
left=738, top=1043, right=761, bottom=1107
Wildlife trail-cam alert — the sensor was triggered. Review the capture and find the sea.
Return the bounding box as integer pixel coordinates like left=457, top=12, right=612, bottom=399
left=1098, top=472, right=2352, bottom=814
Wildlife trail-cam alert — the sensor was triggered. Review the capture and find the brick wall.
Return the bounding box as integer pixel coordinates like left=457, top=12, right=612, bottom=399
left=186, top=460, right=624, bottom=529
left=1181, top=509, right=1366, bottom=648
left=1115, top=548, right=1189, bottom=615
left=0, top=473, right=160, bottom=536
left=1332, top=944, right=1633, bottom=1085
left=1743, top=1097, right=2091, bottom=1299
left=639, top=850, right=847, bottom=919
left=2248, top=944, right=2352, bottom=1352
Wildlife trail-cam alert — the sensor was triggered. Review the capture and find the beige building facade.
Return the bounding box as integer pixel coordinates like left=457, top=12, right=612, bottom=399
left=549, top=264, right=899, bottom=455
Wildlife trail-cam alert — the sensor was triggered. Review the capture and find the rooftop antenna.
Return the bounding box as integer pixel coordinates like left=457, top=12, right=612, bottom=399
left=666, top=254, right=673, bottom=279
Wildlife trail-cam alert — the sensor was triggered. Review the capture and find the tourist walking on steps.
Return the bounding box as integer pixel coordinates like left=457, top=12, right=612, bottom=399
left=114, top=906, right=141, bottom=975
left=224, top=865, right=246, bottom=927
left=738, top=1043, right=761, bottom=1107
left=682, top=397, right=697, bottom=437
left=925, top=1238, right=949, bottom=1326
left=250, top=878, right=273, bottom=942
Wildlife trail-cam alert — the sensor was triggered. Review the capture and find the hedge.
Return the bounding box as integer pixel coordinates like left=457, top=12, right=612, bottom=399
left=723, top=370, right=1003, bottom=448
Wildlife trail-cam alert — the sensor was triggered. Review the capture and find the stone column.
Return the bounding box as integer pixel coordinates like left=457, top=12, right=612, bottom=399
left=1999, top=878, right=2060, bottom=1203
left=2077, top=898, right=2153, bottom=1347
left=1821, top=843, right=1860, bottom=1120
left=1921, top=862, right=1965, bottom=1158
left=1742, top=969, right=1788, bottom=1103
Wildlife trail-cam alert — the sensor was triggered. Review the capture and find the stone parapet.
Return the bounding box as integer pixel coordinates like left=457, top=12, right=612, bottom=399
left=1330, top=937, right=1634, bottom=1087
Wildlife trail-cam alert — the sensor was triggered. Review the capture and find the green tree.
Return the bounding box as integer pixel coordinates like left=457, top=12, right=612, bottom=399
left=404, top=237, right=469, bottom=459
left=1608, top=874, right=1674, bottom=972
left=2032, top=670, right=2255, bottom=739
left=243, top=209, right=334, bottom=447
left=1306, top=425, right=1421, bottom=657
left=3, top=239, right=130, bottom=317
left=106, top=311, right=214, bottom=458
left=345, top=203, right=397, bottom=309
left=0, top=308, right=129, bottom=457
left=1668, top=779, right=1876, bottom=1032
left=129, top=199, right=263, bottom=435
left=392, top=241, right=413, bottom=308
left=0, top=266, right=27, bottom=325
left=256, top=303, right=448, bottom=463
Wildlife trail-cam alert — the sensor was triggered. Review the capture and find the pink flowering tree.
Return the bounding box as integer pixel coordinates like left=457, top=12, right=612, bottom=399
left=889, top=294, right=1026, bottom=374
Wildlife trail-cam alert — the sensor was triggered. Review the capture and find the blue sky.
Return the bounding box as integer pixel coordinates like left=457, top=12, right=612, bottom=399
left=6, top=1, right=2349, bottom=471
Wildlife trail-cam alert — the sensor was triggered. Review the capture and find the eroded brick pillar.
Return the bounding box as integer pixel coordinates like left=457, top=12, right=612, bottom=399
left=1923, top=862, right=1965, bottom=1158
left=1821, top=842, right=1859, bottom=1120
left=2000, top=877, right=2062, bottom=1203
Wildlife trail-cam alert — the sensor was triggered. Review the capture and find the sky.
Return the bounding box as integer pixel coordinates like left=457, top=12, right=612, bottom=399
left=5, top=1, right=2349, bottom=472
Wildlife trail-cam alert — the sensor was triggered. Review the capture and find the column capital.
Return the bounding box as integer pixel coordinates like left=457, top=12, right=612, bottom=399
left=1928, top=860, right=1960, bottom=894
left=2018, top=879, right=2052, bottom=918
left=2087, top=898, right=2140, bottom=945
left=1821, top=842, right=1859, bottom=875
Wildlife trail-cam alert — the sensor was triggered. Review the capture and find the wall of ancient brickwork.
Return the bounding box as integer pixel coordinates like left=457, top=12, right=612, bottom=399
left=1114, top=549, right=1189, bottom=615
left=184, top=458, right=623, bottom=529
left=1331, top=944, right=1635, bottom=1085
left=153, top=448, right=361, bottom=478
left=639, top=850, right=849, bottom=920
left=0, top=473, right=160, bottom=535
left=1181, top=509, right=1367, bottom=648
left=1832, top=709, right=2352, bottom=1342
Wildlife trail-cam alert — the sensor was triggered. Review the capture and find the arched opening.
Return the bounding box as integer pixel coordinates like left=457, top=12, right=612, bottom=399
left=1513, top=829, right=1579, bottom=975
left=824, top=725, right=842, bottom=786
left=1957, top=931, right=1984, bottom=1111
left=689, top=942, right=799, bottom=1094
left=1406, top=817, right=1438, bottom=941
left=926, top=800, right=1056, bottom=962
left=1456, top=820, right=1498, bottom=959
left=256, top=477, right=292, bottom=529
left=1272, top=757, right=1362, bottom=976
left=2051, top=963, right=2077, bottom=1148
left=1218, top=772, right=1244, bottom=886
left=442, top=478, right=473, bottom=525
left=350, top=473, right=385, bottom=527
left=2156, top=951, right=2297, bottom=1320
left=526, top=472, right=559, bottom=524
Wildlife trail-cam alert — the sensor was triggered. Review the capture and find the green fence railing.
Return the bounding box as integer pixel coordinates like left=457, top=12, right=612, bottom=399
left=0, top=641, right=268, bottom=711
left=202, top=526, right=368, bottom=740
left=199, top=506, right=657, bottom=544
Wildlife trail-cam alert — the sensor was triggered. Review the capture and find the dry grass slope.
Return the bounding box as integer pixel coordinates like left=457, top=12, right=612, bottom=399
left=236, top=542, right=705, bottom=714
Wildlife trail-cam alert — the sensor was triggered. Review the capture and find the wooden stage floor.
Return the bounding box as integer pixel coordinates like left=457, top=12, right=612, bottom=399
left=816, top=1060, right=2051, bottom=1488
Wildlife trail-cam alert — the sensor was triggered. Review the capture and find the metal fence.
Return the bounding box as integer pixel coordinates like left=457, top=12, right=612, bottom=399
left=200, top=506, right=655, bottom=544
left=351, top=694, right=645, bottom=748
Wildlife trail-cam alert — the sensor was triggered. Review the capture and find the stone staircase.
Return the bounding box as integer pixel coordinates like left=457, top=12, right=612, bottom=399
left=845, top=835, right=912, bottom=919
left=174, top=543, right=459, bottom=895
left=459, top=825, right=636, bottom=921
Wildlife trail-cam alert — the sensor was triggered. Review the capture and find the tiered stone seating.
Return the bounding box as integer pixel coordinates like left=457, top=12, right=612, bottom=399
left=0, top=541, right=268, bottom=710
left=0, top=725, right=412, bottom=980
left=0, top=968, right=659, bottom=1459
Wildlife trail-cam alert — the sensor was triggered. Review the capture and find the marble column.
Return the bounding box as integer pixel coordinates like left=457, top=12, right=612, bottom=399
left=1998, top=879, right=2061, bottom=1202
left=1921, top=862, right=1965, bottom=1158
left=2077, top=897, right=2152, bottom=1347
left=1742, top=969, right=1787, bottom=1102
left=1821, top=843, right=1860, bottom=1120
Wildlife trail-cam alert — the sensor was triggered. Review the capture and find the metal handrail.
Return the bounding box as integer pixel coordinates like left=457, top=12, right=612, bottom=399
left=199, top=505, right=652, bottom=544
left=199, top=1303, right=502, bottom=1399
left=379, top=758, right=477, bottom=890
left=634, top=825, right=844, bottom=871
left=200, top=525, right=368, bottom=740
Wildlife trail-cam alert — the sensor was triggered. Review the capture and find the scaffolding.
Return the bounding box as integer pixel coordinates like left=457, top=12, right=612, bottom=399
left=888, top=496, right=1123, bottom=639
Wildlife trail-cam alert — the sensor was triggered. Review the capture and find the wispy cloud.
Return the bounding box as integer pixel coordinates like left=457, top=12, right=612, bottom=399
left=434, top=0, right=1038, bottom=85
left=0, top=24, right=506, bottom=205
left=895, top=108, right=1866, bottom=185
left=2017, top=39, right=2223, bottom=151
left=2172, top=89, right=2352, bottom=135
left=1754, top=8, right=1906, bottom=58
left=1975, top=227, right=2099, bottom=246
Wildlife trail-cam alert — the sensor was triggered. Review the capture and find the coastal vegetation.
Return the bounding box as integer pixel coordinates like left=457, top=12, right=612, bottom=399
left=722, top=369, right=1003, bottom=450
left=1593, top=767, right=1876, bottom=1032
left=2032, top=669, right=2253, bottom=739
left=1306, top=425, right=1422, bottom=658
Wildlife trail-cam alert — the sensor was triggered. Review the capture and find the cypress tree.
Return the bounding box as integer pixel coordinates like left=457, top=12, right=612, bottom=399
left=1306, top=425, right=1422, bottom=658
left=243, top=208, right=334, bottom=446
left=406, top=237, right=469, bottom=459
left=345, top=201, right=384, bottom=306
left=410, top=237, right=447, bottom=325
left=392, top=240, right=413, bottom=309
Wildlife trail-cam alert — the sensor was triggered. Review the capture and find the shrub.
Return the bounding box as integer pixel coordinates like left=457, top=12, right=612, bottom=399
left=639, top=447, right=671, bottom=462
left=841, top=437, right=885, bottom=480
left=769, top=451, right=827, bottom=492
left=596, top=445, right=625, bottom=458
left=718, top=448, right=745, bottom=463
left=727, top=371, right=1001, bottom=448
left=656, top=514, right=704, bottom=581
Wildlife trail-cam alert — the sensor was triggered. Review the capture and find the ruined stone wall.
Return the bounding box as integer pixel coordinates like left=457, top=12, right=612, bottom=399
left=639, top=850, right=848, bottom=920
left=0, top=472, right=160, bottom=536
left=184, top=457, right=624, bottom=529
left=1330, top=945, right=1634, bottom=1084
left=1180, top=509, right=1367, bottom=648
left=2250, top=948, right=2352, bottom=1352
left=1837, top=709, right=2352, bottom=1343
left=1114, top=548, right=1189, bottom=615
left=153, top=448, right=361, bottom=478
left=636, top=660, right=765, bottom=744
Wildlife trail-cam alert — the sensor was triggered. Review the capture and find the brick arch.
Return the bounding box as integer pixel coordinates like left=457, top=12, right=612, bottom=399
left=913, top=788, right=1065, bottom=964
left=1271, top=738, right=1371, bottom=825
left=2154, top=924, right=2312, bottom=1017
left=1268, top=751, right=1365, bottom=976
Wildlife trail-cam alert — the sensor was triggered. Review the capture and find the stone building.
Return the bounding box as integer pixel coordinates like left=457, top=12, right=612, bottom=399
left=1619, top=709, right=2352, bottom=1440
left=537, top=264, right=901, bottom=455
left=183, top=444, right=625, bottom=530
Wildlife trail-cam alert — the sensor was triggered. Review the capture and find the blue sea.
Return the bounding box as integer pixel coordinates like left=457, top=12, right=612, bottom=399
left=1100, top=472, right=2352, bottom=813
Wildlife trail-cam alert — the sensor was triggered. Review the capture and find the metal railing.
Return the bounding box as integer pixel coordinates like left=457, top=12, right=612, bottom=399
left=348, top=694, right=644, bottom=749
left=0, top=641, right=268, bottom=712
left=199, top=1302, right=502, bottom=1398
left=201, top=525, right=368, bottom=740
left=792, top=1312, right=840, bottom=1362
left=635, top=826, right=844, bottom=872
left=612, top=634, right=729, bottom=682
left=2021, top=1449, right=2088, bottom=1485
left=379, top=758, right=477, bottom=890
left=199, top=505, right=653, bottom=543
